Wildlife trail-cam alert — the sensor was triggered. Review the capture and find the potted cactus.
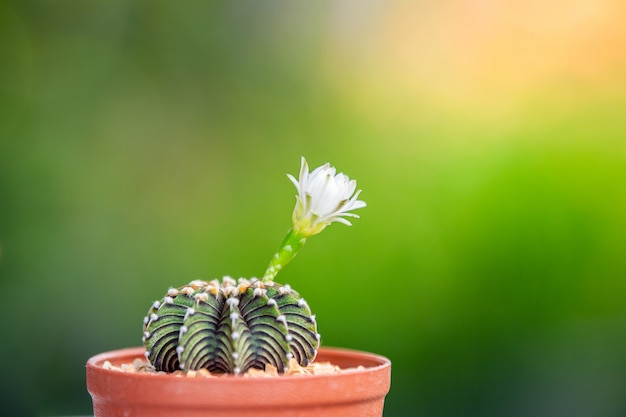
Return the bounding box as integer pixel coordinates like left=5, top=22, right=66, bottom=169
left=86, top=157, right=391, bottom=417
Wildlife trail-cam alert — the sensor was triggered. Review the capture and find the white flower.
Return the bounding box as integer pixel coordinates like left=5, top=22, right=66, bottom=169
left=287, top=157, right=366, bottom=237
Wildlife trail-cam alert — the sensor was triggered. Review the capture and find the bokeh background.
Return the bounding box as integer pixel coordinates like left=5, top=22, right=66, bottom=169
left=2, top=1, right=626, bottom=416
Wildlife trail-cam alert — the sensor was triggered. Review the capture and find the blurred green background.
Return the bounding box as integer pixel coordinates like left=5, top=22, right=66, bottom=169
left=2, top=1, right=626, bottom=416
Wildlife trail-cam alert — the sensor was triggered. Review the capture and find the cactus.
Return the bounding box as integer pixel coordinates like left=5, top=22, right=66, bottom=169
left=142, top=157, right=365, bottom=374
left=143, top=278, right=319, bottom=374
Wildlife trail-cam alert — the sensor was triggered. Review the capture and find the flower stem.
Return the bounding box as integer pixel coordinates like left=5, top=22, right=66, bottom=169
left=262, top=228, right=307, bottom=282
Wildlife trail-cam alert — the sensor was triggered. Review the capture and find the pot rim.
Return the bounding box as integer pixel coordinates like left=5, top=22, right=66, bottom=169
left=86, top=345, right=390, bottom=382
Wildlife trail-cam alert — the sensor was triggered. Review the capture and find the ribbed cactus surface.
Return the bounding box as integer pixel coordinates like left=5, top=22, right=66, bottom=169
left=142, top=277, right=319, bottom=374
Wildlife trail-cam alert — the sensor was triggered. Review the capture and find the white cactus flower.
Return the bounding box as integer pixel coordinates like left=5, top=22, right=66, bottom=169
left=262, top=157, right=366, bottom=282
left=287, top=157, right=366, bottom=237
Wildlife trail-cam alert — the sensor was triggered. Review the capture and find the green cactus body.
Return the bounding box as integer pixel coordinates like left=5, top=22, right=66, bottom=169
left=142, top=277, right=319, bottom=374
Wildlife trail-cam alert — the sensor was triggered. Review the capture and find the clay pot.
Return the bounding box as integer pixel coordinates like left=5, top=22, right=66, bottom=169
left=86, top=346, right=391, bottom=417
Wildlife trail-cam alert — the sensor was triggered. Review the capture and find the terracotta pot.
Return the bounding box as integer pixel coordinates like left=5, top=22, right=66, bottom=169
left=86, top=346, right=391, bottom=417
